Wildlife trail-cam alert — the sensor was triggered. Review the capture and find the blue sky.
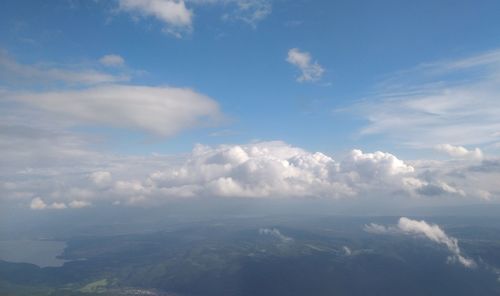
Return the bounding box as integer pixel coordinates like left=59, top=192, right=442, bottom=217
left=2, top=0, right=499, bottom=155
left=1, top=0, right=500, bottom=209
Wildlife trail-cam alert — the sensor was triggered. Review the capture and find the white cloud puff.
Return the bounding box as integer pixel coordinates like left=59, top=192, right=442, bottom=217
left=69, top=200, right=92, bottom=209
left=90, top=171, right=112, bottom=187
left=435, top=144, right=483, bottom=160
left=29, top=197, right=67, bottom=210
left=118, top=0, right=193, bottom=37
left=30, top=197, right=47, bottom=210
left=286, top=48, right=324, bottom=82
left=99, top=54, right=125, bottom=67
left=48, top=202, right=67, bottom=209
left=364, top=217, right=476, bottom=268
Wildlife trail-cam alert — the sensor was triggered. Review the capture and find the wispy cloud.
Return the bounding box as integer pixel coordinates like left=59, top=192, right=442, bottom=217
left=259, top=228, right=293, bottom=243
left=221, top=0, right=272, bottom=27
left=357, top=49, right=500, bottom=148
left=286, top=48, right=325, bottom=82
left=188, top=0, right=272, bottom=27
left=99, top=54, right=125, bottom=67
left=0, top=51, right=129, bottom=86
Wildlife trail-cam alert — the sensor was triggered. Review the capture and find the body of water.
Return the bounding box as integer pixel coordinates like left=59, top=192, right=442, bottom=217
left=0, top=240, right=67, bottom=267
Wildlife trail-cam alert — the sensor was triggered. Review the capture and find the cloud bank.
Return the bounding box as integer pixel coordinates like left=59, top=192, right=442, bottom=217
left=4, top=139, right=497, bottom=210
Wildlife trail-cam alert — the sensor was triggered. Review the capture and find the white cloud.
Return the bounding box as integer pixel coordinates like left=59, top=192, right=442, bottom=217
left=29, top=197, right=67, bottom=210
left=435, top=144, right=483, bottom=160
left=342, top=246, right=352, bottom=256
left=48, top=202, right=67, bottom=209
left=363, top=223, right=391, bottom=234
left=0, top=51, right=128, bottom=85
left=364, top=217, right=476, bottom=268
left=101, top=142, right=428, bottom=204
left=69, top=200, right=92, bottom=209
left=398, top=217, right=476, bottom=268
left=90, top=171, right=113, bottom=187
left=286, top=48, right=324, bottom=82
left=342, top=149, right=414, bottom=177
left=10, top=84, right=222, bottom=136
left=118, top=0, right=193, bottom=37
left=259, top=228, right=293, bottom=243
left=3, top=139, right=498, bottom=208
left=99, top=54, right=125, bottom=67
left=415, top=181, right=466, bottom=197
left=30, top=197, right=47, bottom=210
left=188, top=0, right=272, bottom=27
left=222, top=0, right=272, bottom=27
left=357, top=49, right=500, bottom=148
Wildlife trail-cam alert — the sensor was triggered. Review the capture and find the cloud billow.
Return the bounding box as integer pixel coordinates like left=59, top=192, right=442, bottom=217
left=364, top=217, right=476, bottom=268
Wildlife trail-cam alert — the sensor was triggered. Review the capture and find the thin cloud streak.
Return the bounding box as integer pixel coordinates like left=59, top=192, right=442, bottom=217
left=356, top=49, right=500, bottom=148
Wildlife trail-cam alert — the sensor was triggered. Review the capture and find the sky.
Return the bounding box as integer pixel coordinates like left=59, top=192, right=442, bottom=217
left=1, top=0, right=500, bottom=211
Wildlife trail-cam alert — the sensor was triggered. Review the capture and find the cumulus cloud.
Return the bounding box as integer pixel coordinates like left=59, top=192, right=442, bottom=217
left=357, top=49, right=500, bottom=148
left=94, top=142, right=433, bottom=205
left=11, top=140, right=494, bottom=208
left=118, top=0, right=193, bottom=37
left=286, top=48, right=324, bottom=82
left=48, top=202, right=68, bottom=209
left=99, top=54, right=125, bottom=67
left=69, top=200, right=92, bottom=209
left=0, top=51, right=128, bottom=85
left=90, top=171, right=113, bottom=187
left=435, top=144, right=483, bottom=160
left=30, top=197, right=67, bottom=210
left=259, top=228, right=293, bottom=243
left=342, top=149, right=414, bottom=177
left=120, top=141, right=352, bottom=200
left=364, top=217, right=476, bottom=268
left=4, top=139, right=497, bottom=209
left=10, top=84, right=221, bottom=136
left=30, top=197, right=47, bottom=210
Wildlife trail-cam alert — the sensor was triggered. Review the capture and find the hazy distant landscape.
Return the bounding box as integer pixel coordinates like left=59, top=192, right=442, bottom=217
left=1, top=206, right=500, bottom=296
